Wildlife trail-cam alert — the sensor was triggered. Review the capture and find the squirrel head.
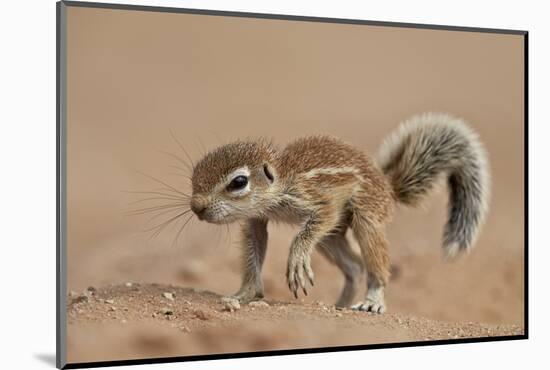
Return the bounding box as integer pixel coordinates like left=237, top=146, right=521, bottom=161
left=190, top=139, right=279, bottom=224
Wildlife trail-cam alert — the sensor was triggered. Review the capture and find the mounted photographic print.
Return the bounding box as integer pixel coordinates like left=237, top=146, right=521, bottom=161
left=57, top=1, right=527, bottom=368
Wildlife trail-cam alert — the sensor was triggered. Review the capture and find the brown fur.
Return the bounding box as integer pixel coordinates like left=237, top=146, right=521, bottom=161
left=191, top=134, right=394, bottom=311
left=192, top=139, right=277, bottom=194
left=190, top=114, right=489, bottom=313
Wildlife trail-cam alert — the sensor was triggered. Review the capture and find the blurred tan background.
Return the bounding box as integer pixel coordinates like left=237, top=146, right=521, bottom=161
left=65, top=5, right=524, bottom=362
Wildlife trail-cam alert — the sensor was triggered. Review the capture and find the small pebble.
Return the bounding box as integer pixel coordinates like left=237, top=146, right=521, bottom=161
left=73, top=295, right=89, bottom=304
left=161, top=307, right=174, bottom=315
left=193, top=310, right=210, bottom=320
left=86, top=286, right=97, bottom=294
left=249, top=301, right=269, bottom=308
left=121, top=319, right=127, bottom=324
left=105, top=299, right=114, bottom=304
left=109, top=306, right=117, bottom=312
left=162, top=292, right=175, bottom=301
left=125, top=282, right=133, bottom=287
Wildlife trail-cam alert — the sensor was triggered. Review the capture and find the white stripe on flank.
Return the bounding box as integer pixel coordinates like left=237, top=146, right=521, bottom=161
left=302, top=167, right=361, bottom=179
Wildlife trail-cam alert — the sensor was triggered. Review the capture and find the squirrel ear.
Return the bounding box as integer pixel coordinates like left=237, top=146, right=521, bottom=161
left=263, top=163, right=275, bottom=183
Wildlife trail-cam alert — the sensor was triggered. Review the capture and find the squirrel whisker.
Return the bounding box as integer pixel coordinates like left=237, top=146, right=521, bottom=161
left=158, top=150, right=193, bottom=175
left=171, top=213, right=195, bottom=248
left=147, top=208, right=193, bottom=240
left=143, top=206, right=190, bottom=228
left=134, top=170, right=191, bottom=198
left=127, top=202, right=190, bottom=216
left=128, top=196, right=188, bottom=205
left=169, top=129, right=195, bottom=171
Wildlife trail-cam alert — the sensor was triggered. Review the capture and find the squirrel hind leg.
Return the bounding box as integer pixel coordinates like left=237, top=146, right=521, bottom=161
left=349, top=209, right=391, bottom=314
left=318, top=230, right=364, bottom=308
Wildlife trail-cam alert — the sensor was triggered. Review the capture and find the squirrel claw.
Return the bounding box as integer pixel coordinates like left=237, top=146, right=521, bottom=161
left=286, top=252, right=314, bottom=299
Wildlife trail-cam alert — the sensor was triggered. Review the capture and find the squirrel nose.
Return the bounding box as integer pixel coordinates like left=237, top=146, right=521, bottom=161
left=190, top=195, right=207, bottom=217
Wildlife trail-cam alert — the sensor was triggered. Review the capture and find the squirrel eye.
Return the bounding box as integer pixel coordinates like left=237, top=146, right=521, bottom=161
left=226, top=175, right=248, bottom=191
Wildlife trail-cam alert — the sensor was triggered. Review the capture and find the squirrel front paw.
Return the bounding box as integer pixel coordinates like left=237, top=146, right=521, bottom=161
left=286, top=251, right=314, bottom=298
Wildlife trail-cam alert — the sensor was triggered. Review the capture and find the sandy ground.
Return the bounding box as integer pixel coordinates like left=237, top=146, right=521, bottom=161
left=66, top=283, right=523, bottom=364
left=65, top=205, right=525, bottom=364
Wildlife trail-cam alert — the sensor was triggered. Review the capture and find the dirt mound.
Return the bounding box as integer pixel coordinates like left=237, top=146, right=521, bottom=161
left=66, top=283, right=524, bottom=364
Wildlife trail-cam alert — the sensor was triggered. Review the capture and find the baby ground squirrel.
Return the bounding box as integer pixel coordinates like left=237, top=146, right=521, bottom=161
left=188, top=113, right=489, bottom=313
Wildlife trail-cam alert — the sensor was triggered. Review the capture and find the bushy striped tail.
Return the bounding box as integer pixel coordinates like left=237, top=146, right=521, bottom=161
left=378, top=113, right=490, bottom=259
